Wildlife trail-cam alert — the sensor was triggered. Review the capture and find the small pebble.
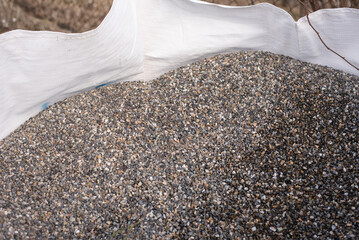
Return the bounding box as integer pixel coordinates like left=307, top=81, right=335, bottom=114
left=0, top=51, right=358, bottom=239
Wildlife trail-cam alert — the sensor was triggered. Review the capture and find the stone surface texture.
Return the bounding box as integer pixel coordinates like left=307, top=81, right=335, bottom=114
left=0, top=51, right=358, bottom=239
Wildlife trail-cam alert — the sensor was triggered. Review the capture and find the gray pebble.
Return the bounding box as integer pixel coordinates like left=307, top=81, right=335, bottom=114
left=0, top=51, right=358, bottom=239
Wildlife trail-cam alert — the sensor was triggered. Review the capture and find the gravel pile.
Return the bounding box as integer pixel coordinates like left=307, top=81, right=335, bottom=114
left=0, top=51, right=358, bottom=239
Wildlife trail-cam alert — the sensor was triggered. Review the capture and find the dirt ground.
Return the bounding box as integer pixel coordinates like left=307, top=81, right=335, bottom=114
left=0, top=0, right=358, bottom=34
left=0, top=0, right=112, bottom=33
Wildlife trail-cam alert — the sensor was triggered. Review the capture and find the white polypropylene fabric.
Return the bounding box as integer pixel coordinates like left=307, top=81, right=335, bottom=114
left=137, top=0, right=359, bottom=80
left=0, top=0, right=358, bottom=140
left=0, top=0, right=143, bottom=140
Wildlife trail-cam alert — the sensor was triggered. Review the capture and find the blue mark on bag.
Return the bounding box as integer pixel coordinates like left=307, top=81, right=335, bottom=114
left=95, top=83, right=110, bottom=89
left=42, top=102, right=50, bottom=110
